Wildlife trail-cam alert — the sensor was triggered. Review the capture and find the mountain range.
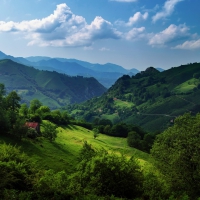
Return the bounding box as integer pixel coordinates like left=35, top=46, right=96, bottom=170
left=0, top=51, right=142, bottom=88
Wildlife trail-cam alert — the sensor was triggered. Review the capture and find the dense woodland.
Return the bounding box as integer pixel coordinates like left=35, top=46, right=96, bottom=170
left=1, top=81, right=200, bottom=199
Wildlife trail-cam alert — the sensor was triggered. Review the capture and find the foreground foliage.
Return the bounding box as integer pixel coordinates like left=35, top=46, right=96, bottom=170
left=151, top=113, right=200, bottom=199
left=69, top=141, right=144, bottom=199
left=0, top=142, right=144, bottom=199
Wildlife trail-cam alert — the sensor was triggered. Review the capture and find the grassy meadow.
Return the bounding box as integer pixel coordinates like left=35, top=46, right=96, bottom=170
left=0, top=124, right=151, bottom=174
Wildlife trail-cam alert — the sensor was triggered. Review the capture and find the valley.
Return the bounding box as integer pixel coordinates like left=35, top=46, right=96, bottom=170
left=1, top=0, right=200, bottom=198
left=0, top=51, right=200, bottom=199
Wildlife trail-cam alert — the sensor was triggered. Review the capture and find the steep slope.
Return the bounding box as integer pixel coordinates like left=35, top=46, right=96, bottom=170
left=0, top=59, right=107, bottom=108
left=67, top=63, right=200, bottom=132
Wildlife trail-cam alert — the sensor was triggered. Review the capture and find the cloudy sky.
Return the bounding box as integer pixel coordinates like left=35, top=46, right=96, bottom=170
left=0, top=0, right=199, bottom=70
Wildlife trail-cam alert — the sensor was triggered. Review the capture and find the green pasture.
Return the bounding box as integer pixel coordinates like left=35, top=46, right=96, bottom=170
left=173, top=78, right=199, bottom=94
left=114, top=99, right=134, bottom=108
left=101, top=113, right=120, bottom=122
left=0, top=124, right=151, bottom=174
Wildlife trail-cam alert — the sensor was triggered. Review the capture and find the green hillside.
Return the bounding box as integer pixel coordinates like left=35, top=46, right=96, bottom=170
left=67, top=63, right=200, bottom=132
left=0, top=59, right=107, bottom=108
left=0, top=124, right=150, bottom=174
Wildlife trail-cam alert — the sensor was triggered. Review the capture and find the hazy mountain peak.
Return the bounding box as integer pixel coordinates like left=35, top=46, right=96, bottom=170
left=0, top=51, right=6, bottom=59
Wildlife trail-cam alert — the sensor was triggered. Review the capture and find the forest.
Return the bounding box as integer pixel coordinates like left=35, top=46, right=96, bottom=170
left=67, top=63, right=200, bottom=132
left=1, top=82, right=200, bottom=200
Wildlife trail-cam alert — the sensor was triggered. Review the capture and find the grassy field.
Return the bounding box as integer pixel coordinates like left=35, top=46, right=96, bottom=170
left=101, top=113, right=120, bottom=122
left=173, top=78, right=199, bottom=94
left=0, top=124, right=151, bottom=174
left=114, top=99, right=134, bottom=108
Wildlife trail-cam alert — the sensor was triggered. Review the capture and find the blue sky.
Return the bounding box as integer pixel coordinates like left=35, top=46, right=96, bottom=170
left=0, top=0, right=200, bottom=70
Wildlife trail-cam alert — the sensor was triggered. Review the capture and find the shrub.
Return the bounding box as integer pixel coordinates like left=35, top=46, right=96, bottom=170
left=70, top=143, right=144, bottom=199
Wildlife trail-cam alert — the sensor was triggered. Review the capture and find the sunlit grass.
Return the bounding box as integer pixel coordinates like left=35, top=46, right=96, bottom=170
left=0, top=124, right=152, bottom=174
left=114, top=99, right=134, bottom=108
left=173, top=78, right=199, bottom=94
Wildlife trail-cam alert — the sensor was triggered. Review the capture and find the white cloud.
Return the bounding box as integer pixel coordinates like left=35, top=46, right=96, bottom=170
left=0, top=3, right=121, bottom=47
left=126, top=12, right=148, bottom=26
left=149, top=24, right=189, bottom=47
left=115, top=12, right=148, bottom=27
left=125, top=27, right=145, bottom=40
left=174, top=39, right=200, bottom=50
left=152, top=0, right=184, bottom=23
left=110, top=0, right=137, bottom=2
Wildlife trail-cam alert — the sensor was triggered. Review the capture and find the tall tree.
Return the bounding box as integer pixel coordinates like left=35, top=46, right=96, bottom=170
left=5, top=91, right=21, bottom=125
left=19, top=103, right=29, bottom=118
left=29, top=99, right=42, bottom=114
left=41, top=121, right=58, bottom=142
left=5, top=91, right=21, bottom=111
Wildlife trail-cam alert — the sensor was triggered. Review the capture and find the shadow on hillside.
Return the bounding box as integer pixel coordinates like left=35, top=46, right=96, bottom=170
left=65, top=125, right=79, bottom=130
left=0, top=134, right=48, bottom=161
left=51, top=141, right=76, bottom=156
left=95, top=139, right=106, bottom=144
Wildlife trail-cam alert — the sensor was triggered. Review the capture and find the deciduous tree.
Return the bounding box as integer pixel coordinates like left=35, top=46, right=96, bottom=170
left=151, top=113, right=200, bottom=198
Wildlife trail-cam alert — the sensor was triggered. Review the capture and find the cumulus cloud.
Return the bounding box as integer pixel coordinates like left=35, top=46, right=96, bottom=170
left=152, top=0, right=184, bottom=23
left=125, top=27, right=145, bottom=40
left=115, top=12, right=148, bottom=27
left=174, top=39, right=200, bottom=50
left=126, top=12, right=148, bottom=26
left=149, top=24, right=189, bottom=47
left=0, top=3, right=121, bottom=47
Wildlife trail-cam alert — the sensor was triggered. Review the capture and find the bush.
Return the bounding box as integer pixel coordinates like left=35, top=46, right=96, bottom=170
left=26, top=127, right=38, bottom=139
left=70, top=143, right=144, bottom=199
left=0, top=143, right=36, bottom=194
left=34, top=169, right=71, bottom=199
left=41, top=121, right=58, bottom=142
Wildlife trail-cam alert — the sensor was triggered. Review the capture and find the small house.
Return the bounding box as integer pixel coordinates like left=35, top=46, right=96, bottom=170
left=25, top=122, right=40, bottom=133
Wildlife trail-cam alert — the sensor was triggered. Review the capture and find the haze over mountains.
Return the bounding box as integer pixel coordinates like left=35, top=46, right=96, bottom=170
left=0, top=51, right=141, bottom=88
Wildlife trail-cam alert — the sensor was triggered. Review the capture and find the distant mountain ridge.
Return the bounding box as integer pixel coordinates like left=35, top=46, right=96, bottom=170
left=25, top=56, right=140, bottom=88
left=0, top=59, right=107, bottom=109
left=0, top=51, right=141, bottom=88
left=0, top=51, right=165, bottom=88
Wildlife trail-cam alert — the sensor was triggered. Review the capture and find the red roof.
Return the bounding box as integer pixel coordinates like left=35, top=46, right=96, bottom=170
left=25, top=122, right=39, bottom=129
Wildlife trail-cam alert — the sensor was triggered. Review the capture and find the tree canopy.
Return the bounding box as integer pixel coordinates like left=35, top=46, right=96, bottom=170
left=151, top=113, right=200, bottom=198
